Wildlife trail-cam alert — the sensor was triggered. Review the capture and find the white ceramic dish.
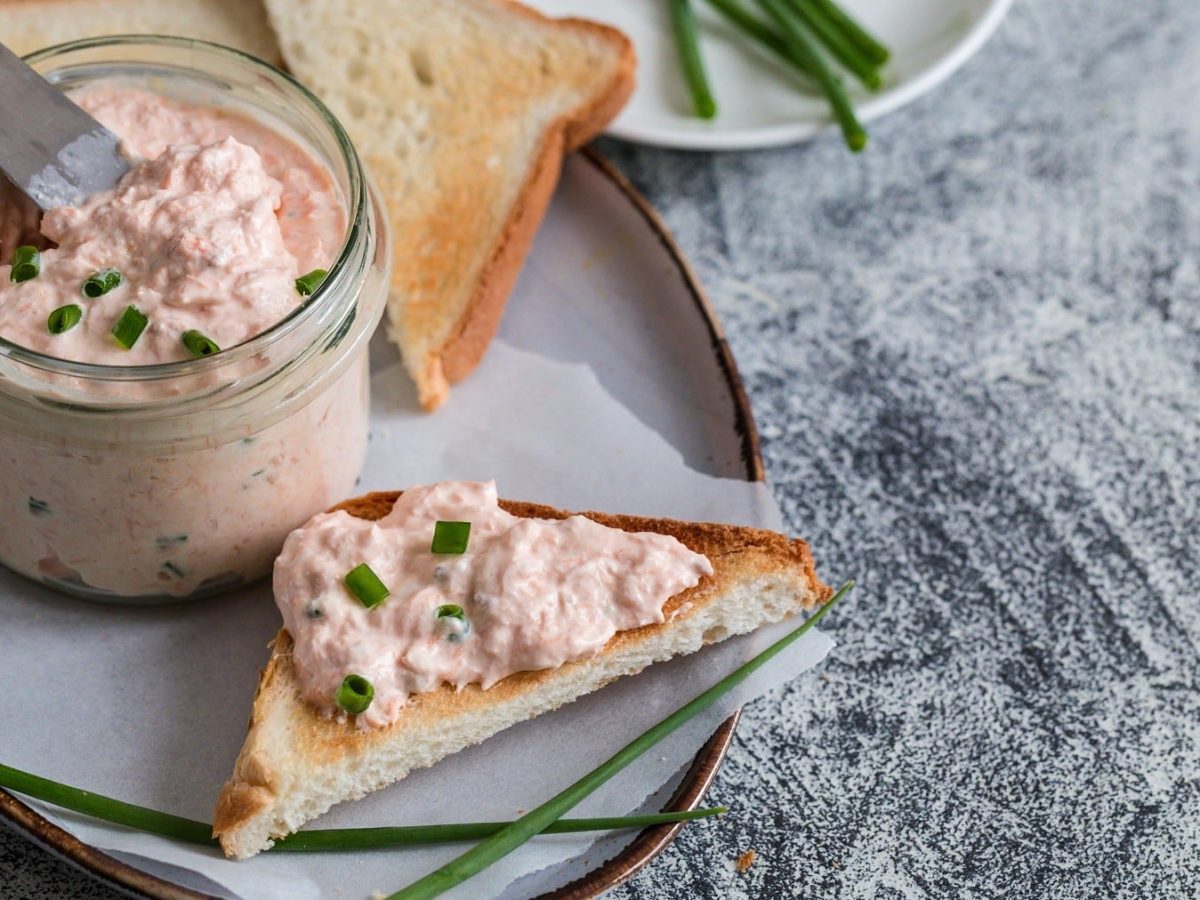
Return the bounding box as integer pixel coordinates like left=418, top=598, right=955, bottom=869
left=528, top=0, right=1013, bottom=150
left=0, top=150, right=772, bottom=899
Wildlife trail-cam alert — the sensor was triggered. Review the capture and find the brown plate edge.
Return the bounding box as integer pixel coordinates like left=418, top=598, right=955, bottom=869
left=0, top=147, right=765, bottom=900
left=535, top=149, right=764, bottom=899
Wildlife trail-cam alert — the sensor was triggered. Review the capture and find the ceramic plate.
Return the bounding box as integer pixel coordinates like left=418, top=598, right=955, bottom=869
left=528, top=0, right=1013, bottom=150
left=0, top=149, right=764, bottom=899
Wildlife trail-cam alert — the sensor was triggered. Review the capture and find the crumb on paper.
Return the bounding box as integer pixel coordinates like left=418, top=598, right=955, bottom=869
left=735, top=850, right=757, bottom=872
left=372, top=892, right=387, bottom=900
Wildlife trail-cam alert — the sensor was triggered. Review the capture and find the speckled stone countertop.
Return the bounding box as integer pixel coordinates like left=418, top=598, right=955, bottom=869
left=4, top=0, right=1198, bottom=896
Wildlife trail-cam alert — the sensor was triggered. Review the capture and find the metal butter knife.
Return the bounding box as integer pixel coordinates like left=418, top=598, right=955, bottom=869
left=0, top=41, right=129, bottom=210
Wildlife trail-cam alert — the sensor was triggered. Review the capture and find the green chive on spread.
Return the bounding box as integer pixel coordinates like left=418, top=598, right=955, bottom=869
left=161, top=561, right=186, bottom=579
left=9, top=244, right=40, bottom=283
left=10, top=246, right=40, bottom=283
left=46, top=304, right=82, bottom=334
left=345, top=562, right=390, bottom=608
left=295, top=268, right=328, bottom=296
left=335, top=674, right=374, bottom=715
left=27, top=498, right=50, bottom=516
left=431, top=521, right=471, bottom=555
left=81, top=268, right=122, bottom=298
left=181, top=329, right=220, bottom=358
left=435, top=603, right=470, bottom=642
left=111, top=305, right=148, bottom=349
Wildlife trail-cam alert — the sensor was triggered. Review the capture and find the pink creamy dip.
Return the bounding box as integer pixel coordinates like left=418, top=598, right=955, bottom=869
left=0, top=86, right=343, bottom=364
left=275, top=481, right=714, bottom=729
left=0, top=84, right=359, bottom=599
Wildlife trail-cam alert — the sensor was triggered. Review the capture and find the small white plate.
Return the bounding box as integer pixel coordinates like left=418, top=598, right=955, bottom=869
left=528, top=0, right=1013, bottom=150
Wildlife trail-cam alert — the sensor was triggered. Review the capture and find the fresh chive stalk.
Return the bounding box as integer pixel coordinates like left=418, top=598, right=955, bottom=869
left=756, top=0, right=867, bottom=151
left=47, top=305, right=82, bottom=335
left=181, top=330, right=220, bottom=358
left=669, top=0, right=718, bottom=119
left=295, top=268, right=328, bottom=296
left=701, top=0, right=810, bottom=76
left=111, top=305, right=148, bottom=349
left=0, top=762, right=726, bottom=851
left=388, top=581, right=853, bottom=899
left=806, top=0, right=889, bottom=65
left=787, top=0, right=881, bottom=89
left=10, top=246, right=40, bottom=283
left=81, top=268, right=122, bottom=298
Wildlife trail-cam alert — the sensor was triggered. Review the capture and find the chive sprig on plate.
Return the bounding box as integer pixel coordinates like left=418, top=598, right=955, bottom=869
left=669, top=0, right=891, bottom=151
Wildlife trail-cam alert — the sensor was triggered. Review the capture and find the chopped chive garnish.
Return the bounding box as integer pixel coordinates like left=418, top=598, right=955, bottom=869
left=0, top=761, right=726, bottom=852
left=161, top=561, right=186, bottom=579
left=431, top=521, right=471, bottom=555
left=345, top=562, right=390, bottom=608
left=669, top=0, right=718, bottom=119
left=155, top=534, right=188, bottom=550
left=81, top=268, right=122, bottom=298
left=46, top=304, right=82, bottom=334
left=335, top=674, right=374, bottom=715
left=295, top=268, right=328, bottom=296
left=111, top=305, right=148, bottom=349
left=181, top=329, right=220, bottom=358
left=387, top=581, right=853, bottom=899
left=27, top=497, right=50, bottom=516
left=10, top=246, right=40, bottom=283
left=435, top=604, right=470, bottom=642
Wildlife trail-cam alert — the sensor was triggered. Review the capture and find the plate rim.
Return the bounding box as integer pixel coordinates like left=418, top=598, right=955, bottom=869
left=606, top=0, right=1015, bottom=150
left=0, top=146, right=765, bottom=900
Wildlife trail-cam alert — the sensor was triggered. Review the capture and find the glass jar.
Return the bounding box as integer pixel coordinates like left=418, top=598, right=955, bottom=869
left=0, top=37, right=390, bottom=604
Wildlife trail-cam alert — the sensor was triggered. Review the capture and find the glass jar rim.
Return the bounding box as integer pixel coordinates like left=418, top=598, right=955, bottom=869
left=0, top=34, right=367, bottom=385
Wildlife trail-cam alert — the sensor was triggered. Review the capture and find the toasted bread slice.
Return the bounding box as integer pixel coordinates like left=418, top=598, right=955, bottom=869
left=213, top=492, right=830, bottom=859
left=0, top=0, right=281, bottom=63
left=263, top=0, right=635, bottom=410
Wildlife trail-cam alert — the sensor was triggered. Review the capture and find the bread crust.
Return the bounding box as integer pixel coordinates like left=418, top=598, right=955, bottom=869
left=413, top=10, right=636, bottom=407
left=213, top=491, right=829, bottom=856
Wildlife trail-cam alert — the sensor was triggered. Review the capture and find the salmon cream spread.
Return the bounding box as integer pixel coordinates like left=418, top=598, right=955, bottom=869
left=274, top=481, right=714, bottom=729
left=0, top=85, right=358, bottom=599
left=0, top=86, right=343, bottom=362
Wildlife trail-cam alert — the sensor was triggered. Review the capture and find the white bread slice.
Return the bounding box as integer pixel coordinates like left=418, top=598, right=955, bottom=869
left=0, top=0, right=281, bottom=63
left=213, top=492, right=831, bottom=859
left=262, top=0, right=635, bottom=410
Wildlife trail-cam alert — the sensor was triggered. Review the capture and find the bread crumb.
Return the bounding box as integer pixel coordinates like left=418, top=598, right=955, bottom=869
left=735, top=850, right=757, bottom=872
left=372, top=892, right=387, bottom=900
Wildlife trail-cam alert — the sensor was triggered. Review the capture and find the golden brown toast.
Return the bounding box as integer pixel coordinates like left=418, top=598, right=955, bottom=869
left=213, top=491, right=830, bottom=858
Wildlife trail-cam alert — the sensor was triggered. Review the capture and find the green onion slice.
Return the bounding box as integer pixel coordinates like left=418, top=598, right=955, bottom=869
left=46, top=304, right=82, bottom=334
left=435, top=604, right=466, bottom=621
left=345, top=562, right=391, bottom=608
left=10, top=245, right=40, bottom=283
left=111, top=305, right=148, bottom=349
left=431, top=521, right=471, bottom=555
left=81, top=267, right=122, bottom=298
left=295, top=268, right=328, bottom=296
left=181, top=329, right=220, bottom=358
left=335, top=674, right=374, bottom=715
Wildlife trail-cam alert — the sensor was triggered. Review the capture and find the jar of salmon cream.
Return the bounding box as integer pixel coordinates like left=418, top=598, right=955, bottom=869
left=0, top=37, right=390, bottom=603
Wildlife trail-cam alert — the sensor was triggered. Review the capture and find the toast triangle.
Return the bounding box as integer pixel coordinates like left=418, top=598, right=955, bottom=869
left=263, top=0, right=636, bottom=409
left=213, top=492, right=830, bottom=858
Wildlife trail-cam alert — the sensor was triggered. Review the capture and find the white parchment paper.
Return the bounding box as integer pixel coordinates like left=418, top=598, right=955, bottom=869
left=0, top=340, right=833, bottom=899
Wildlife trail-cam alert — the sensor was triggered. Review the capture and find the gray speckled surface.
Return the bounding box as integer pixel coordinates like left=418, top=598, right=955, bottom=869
left=5, top=0, right=1199, bottom=897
